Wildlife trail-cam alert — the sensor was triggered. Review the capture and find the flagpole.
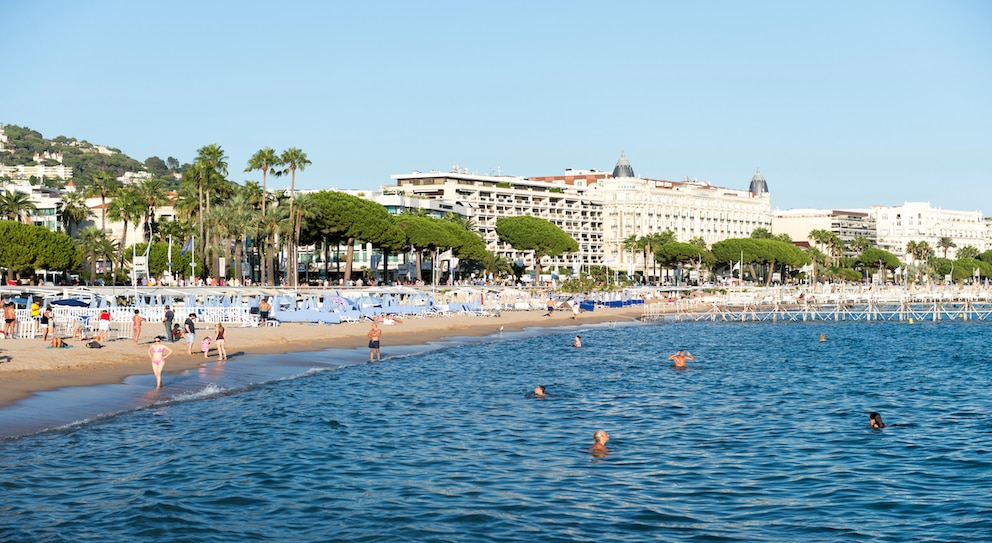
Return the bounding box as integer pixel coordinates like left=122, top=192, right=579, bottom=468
left=190, top=237, right=196, bottom=282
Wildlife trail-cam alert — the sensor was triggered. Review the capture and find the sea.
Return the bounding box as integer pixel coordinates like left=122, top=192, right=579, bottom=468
left=1, top=319, right=990, bottom=542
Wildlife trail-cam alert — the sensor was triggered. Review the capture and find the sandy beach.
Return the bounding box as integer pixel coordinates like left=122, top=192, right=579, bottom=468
left=0, top=305, right=650, bottom=408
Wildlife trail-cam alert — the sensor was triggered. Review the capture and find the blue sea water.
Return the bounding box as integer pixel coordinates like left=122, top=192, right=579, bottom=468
left=1, top=320, right=990, bottom=542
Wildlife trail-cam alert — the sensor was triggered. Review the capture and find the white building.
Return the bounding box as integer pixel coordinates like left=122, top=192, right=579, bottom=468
left=390, top=170, right=603, bottom=274
left=388, top=153, right=771, bottom=277
left=870, top=202, right=987, bottom=259
left=589, top=157, right=771, bottom=271
left=772, top=208, right=877, bottom=256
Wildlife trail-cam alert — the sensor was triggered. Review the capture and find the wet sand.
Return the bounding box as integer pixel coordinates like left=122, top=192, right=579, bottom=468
left=0, top=305, right=655, bottom=407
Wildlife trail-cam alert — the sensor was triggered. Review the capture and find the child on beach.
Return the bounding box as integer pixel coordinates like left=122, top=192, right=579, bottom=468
left=172, top=323, right=183, bottom=342
left=201, top=335, right=212, bottom=358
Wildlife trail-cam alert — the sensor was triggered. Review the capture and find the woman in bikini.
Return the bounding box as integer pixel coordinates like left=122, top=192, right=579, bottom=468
left=147, top=336, right=173, bottom=388
left=214, top=323, right=227, bottom=361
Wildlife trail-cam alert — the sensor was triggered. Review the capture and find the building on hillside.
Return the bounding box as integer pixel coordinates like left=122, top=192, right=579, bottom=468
left=869, top=202, right=987, bottom=260
left=772, top=209, right=877, bottom=256
left=0, top=162, right=73, bottom=180
left=0, top=180, right=62, bottom=232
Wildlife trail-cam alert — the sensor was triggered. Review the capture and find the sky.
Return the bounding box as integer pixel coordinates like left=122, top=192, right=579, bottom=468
left=2, top=1, right=990, bottom=214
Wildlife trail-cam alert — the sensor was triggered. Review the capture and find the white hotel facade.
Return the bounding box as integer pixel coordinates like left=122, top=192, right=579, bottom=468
left=387, top=153, right=772, bottom=277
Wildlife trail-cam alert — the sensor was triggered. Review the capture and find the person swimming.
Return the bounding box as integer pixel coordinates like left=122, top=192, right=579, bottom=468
left=533, top=385, right=547, bottom=398
left=668, top=350, right=694, bottom=368
left=573, top=335, right=581, bottom=348
left=590, top=430, right=609, bottom=457
left=869, top=412, right=886, bottom=429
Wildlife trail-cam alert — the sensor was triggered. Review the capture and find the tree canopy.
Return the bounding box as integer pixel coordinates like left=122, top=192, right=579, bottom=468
left=0, top=220, right=80, bottom=281
left=495, top=216, right=579, bottom=277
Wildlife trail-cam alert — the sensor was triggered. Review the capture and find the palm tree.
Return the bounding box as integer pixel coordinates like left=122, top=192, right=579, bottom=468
left=245, top=148, right=279, bottom=218
left=107, top=187, right=146, bottom=270
left=277, top=148, right=311, bottom=286
left=86, top=170, right=122, bottom=232
left=134, top=178, right=168, bottom=241
left=621, top=234, right=640, bottom=279
left=0, top=190, right=39, bottom=223
left=849, top=235, right=872, bottom=254
left=193, top=144, right=228, bottom=276
left=937, top=236, right=956, bottom=258
left=75, top=226, right=108, bottom=284
left=59, top=191, right=92, bottom=236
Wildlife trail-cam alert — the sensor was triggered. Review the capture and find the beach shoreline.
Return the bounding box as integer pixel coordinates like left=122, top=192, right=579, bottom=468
left=0, top=305, right=651, bottom=408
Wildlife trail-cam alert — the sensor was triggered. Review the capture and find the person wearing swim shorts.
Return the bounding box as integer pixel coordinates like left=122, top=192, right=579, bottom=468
left=258, top=298, right=271, bottom=326
left=148, top=336, right=173, bottom=388
left=367, top=322, right=381, bottom=362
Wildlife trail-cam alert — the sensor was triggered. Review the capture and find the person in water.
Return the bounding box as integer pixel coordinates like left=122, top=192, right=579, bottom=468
left=590, top=430, right=610, bottom=457
left=869, top=412, right=886, bottom=429
left=573, top=335, right=581, bottom=348
left=148, top=336, right=173, bottom=388
left=668, top=350, right=694, bottom=368
left=534, top=385, right=546, bottom=398
left=819, top=333, right=827, bottom=342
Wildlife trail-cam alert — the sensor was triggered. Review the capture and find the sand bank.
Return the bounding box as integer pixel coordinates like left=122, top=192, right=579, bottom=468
left=0, top=305, right=655, bottom=407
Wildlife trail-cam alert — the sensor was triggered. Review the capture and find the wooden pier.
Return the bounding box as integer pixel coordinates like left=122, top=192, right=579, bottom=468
left=642, top=294, right=992, bottom=323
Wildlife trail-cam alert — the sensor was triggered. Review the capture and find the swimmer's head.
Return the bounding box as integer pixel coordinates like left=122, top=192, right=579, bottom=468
left=534, top=385, right=546, bottom=396
left=869, top=412, right=885, bottom=428
left=593, top=430, right=609, bottom=444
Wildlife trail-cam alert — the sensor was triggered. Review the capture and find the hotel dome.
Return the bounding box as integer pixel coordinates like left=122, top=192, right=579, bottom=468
left=612, top=151, right=635, bottom=178
left=749, top=167, right=769, bottom=196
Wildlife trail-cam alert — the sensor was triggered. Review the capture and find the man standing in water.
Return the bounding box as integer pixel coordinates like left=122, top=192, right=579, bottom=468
left=668, top=350, right=694, bottom=368
left=368, top=322, right=381, bottom=362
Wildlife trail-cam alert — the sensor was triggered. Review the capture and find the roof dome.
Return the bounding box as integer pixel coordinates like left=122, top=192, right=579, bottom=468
left=749, top=167, right=768, bottom=196
left=612, top=150, right=635, bottom=178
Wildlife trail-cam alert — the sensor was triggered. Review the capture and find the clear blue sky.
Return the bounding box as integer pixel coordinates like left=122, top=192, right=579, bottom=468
left=2, top=1, right=990, bottom=214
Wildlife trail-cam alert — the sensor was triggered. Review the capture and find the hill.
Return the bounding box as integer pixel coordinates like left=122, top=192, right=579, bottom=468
left=0, top=123, right=180, bottom=189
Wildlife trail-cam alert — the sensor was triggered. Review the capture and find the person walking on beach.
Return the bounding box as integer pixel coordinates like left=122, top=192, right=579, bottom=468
left=184, top=313, right=197, bottom=355
left=668, top=350, right=694, bottom=368
left=368, top=322, right=381, bottom=362
left=148, top=336, right=173, bottom=388
left=132, top=309, right=146, bottom=345
left=214, top=323, right=227, bottom=361
left=590, top=430, right=610, bottom=457
left=163, top=305, right=175, bottom=342
left=41, top=306, right=55, bottom=342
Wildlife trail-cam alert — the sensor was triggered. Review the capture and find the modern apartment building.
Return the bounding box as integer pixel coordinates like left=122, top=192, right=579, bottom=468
left=390, top=170, right=603, bottom=274
left=772, top=209, right=877, bottom=256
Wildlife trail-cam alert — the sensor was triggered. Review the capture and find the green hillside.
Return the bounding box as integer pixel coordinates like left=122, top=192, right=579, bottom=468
left=0, top=124, right=180, bottom=189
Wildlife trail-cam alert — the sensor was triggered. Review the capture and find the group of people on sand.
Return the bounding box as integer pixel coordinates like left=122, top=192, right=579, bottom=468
left=146, top=314, right=228, bottom=388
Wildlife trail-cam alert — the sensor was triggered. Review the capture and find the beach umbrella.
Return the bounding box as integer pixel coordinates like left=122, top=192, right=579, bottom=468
left=50, top=298, right=90, bottom=307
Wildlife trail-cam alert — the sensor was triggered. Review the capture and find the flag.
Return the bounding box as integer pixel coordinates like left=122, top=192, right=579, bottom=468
left=180, top=238, right=194, bottom=256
